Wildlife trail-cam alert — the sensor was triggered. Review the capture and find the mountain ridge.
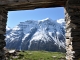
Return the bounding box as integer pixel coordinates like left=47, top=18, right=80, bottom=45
left=5, top=18, right=65, bottom=52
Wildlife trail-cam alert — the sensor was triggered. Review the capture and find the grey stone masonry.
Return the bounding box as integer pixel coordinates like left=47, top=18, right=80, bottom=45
left=0, top=7, right=8, bottom=60
left=65, top=0, right=80, bottom=60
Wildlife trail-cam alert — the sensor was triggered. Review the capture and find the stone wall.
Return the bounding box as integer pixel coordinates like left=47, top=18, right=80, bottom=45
left=0, top=0, right=66, bottom=11
left=0, top=7, right=7, bottom=60
left=65, top=0, right=80, bottom=60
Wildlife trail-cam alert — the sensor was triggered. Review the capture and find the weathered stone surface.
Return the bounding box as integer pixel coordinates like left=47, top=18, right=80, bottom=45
left=66, top=39, right=72, bottom=46
left=65, top=0, right=80, bottom=60
left=72, top=37, right=80, bottom=42
left=0, top=0, right=66, bottom=11
left=0, top=30, right=5, bottom=34
left=0, top=7, right=7, bottom=60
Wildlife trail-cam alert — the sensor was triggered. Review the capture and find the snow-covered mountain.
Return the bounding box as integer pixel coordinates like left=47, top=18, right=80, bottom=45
left=5, top=18, right=65, bottom=52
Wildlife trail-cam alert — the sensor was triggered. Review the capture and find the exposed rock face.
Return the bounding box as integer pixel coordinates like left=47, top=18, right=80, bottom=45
left=5, top=18, right=65, bottom=52
left=65, top=0, right=80, bottom=60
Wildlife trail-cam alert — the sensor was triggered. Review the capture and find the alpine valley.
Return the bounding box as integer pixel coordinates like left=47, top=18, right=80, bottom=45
left=5, top=18, right=66, bottom=52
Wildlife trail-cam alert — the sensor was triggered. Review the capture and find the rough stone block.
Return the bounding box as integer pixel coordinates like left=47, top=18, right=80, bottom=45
left=66, top=39, right=72, bottom=46
left=0, top=30, right=5, bottom=34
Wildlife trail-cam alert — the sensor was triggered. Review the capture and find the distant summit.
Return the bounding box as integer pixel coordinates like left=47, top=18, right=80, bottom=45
left=5, top=18, right=65, bottom=52
left=6, top=26, right=11, bottom=31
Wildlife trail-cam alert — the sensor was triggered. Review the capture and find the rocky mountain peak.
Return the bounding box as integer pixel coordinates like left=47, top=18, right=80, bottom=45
left=5, top=18, right=65, bottom=52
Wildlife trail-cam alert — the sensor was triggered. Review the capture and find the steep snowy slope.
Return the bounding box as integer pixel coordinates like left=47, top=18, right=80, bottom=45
left=5, top=18, right=65, bottom=52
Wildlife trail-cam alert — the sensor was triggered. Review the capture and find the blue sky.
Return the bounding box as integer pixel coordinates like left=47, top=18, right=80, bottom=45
left=7, top=7, right=64, bottom=28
